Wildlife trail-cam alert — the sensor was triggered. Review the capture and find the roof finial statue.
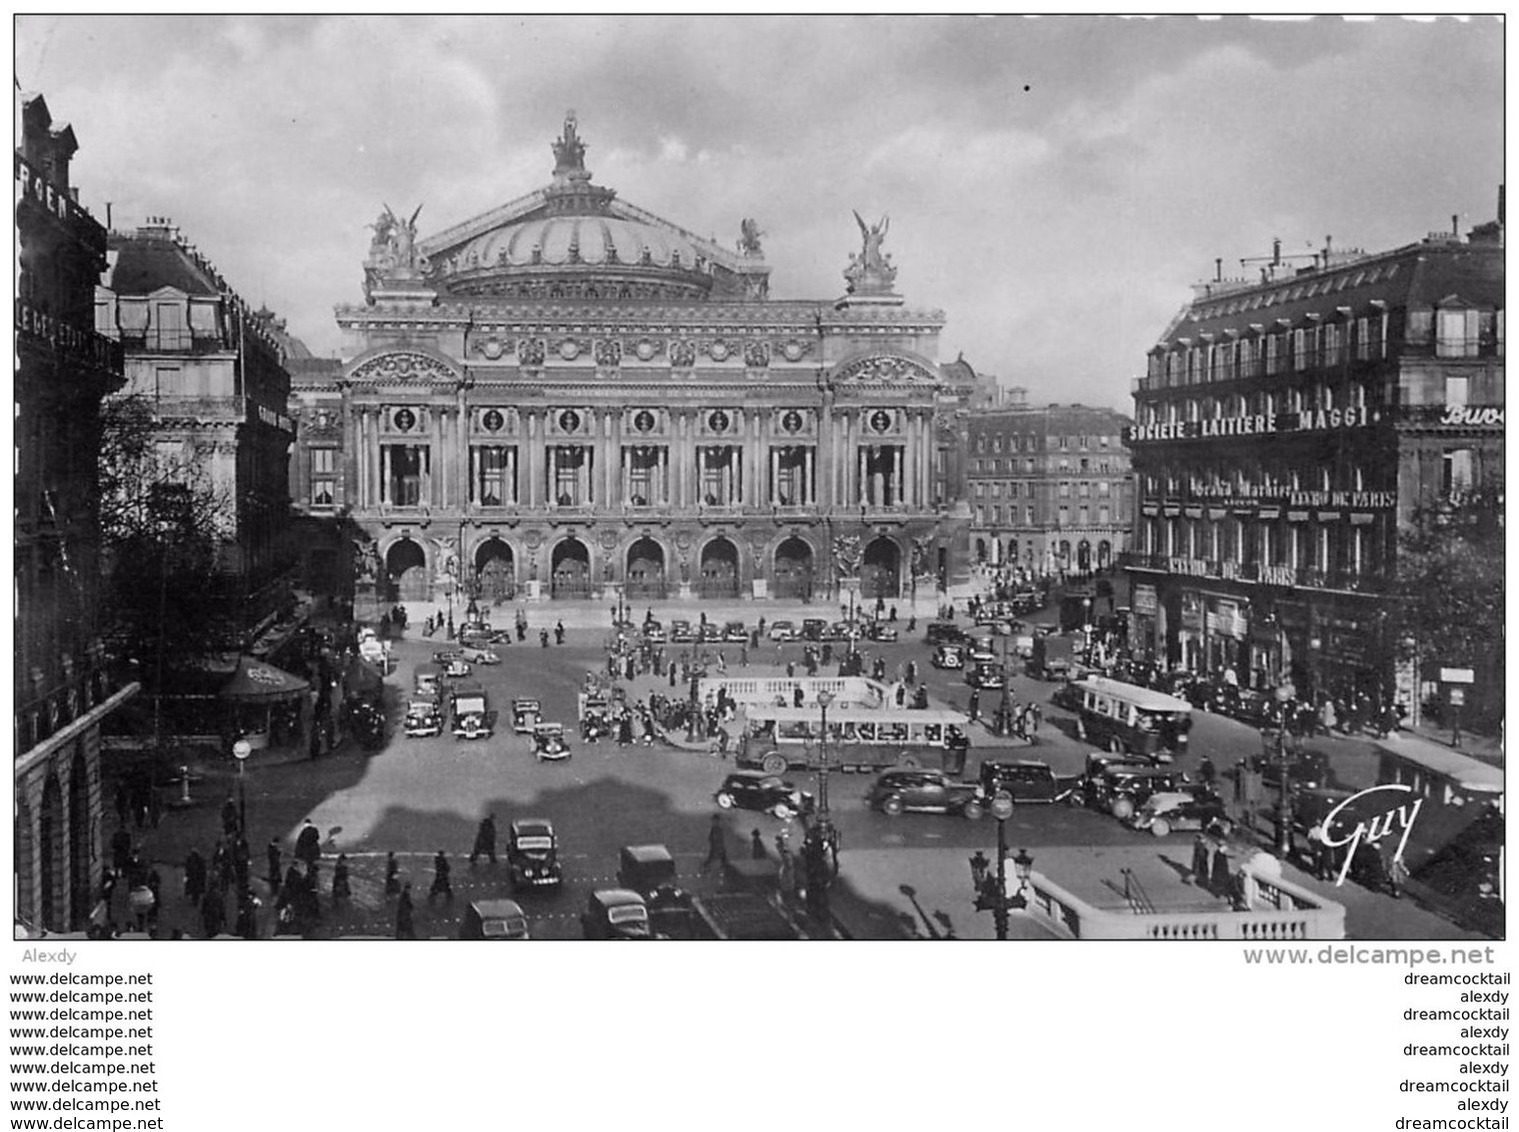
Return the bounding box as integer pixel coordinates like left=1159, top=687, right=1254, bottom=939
left=738, top=218, right=765, bottom=257
left=552, top=110, right=590, bottom=181
left=362, top=203, right=428, bottom=302
left=844, top=209, right=898, bottom=296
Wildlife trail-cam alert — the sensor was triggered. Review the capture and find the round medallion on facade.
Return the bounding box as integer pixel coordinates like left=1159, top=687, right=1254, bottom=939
left=634, top=338, right=658, bottom=362
left=709, top=340, right=731, bottom=362
left=481, top=338, right=506, bottom=360
left=559, top=339, right=582, bottom=361
left=394, top=407, right=417, bottom=432
left=482, top=409, right=505, bottom=433
left=781, top=410, right=804, bottom=434
left=782, top=340, right=806, bottom=362
left=870, top=409, right=894, bottom=434
left=707, top=409, right=731, bottom=434
left=634, top=410, right=656, bottom=433
left=558, top=409, right=582, bottom=433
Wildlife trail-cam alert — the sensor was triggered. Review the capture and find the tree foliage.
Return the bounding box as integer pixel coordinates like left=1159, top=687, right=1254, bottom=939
left=1390, top=479, right=1505, bottom=718
left=98, top=394, right=236, bottom=684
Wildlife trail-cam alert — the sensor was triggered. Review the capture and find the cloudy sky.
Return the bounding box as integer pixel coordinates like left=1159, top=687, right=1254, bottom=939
left=16, top=15, right=1503, bottom=409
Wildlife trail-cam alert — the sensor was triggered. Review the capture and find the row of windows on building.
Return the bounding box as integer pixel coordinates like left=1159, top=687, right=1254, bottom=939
left=975, top=504, right=1116, bottom=528
left=1147, top=306, right=1504, bottom=388
left=976, top=537, right=1115, bottom=571
left=1138, top=374, right=1484, bottom=429
left=973, top=432, right=1118, bottom=454
left=971, top=455, right=1121, bottom=474
left=1140, top=515, right=1386, bottom=578
left=1140, top=448, right=1476, bottom=501
left=974, top=479, right=1116, bottom=499
left=308, top=442, right=916, bottom=510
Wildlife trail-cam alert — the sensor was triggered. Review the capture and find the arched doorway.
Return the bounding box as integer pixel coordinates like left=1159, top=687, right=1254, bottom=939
left=625, top=537, right=666, bottom=601
left=39, top=774, right=63, bottom=932
left=551, top=538, right=590, bottom=599
left=698, top=537, right=740, bottom=599
left=975, top=538, right=987, bottom=562
left=861, top=537, right=900, bottom=600
left=474, top=538, right=515, bottom=602
left=1077, top=539, right=1092, bottom=575
left=772, top=537, right=814, bottom=600
left=386, top=538, right=429, bottom=603
left=69, top=748, right=92, bottom=930
left=1097, top=540, right=1112, bottom=571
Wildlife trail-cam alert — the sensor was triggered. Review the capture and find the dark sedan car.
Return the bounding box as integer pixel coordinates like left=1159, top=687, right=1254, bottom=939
left=506, top=819, right=563, bottom=892
left=977, top=760, right=1073, bottom=805
left=713, top=771, right=814, bottom=819
left=865, top=770, right=985, bottom=819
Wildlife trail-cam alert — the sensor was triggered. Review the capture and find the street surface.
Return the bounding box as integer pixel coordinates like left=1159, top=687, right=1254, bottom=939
left=109, top=601, right=1487, bottom=941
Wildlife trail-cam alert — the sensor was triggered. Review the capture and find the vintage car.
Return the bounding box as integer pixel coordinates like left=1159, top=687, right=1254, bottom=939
left=432, top=648, right=464, bottom=663
left=669, top=620, right=697, bottom=644
left=413, top=663, right=443, bottom=698
left=616, top=844, right=697, bottom=938
left=532, top=721, right=571, bottom=762
left=1129, top=790, right=1231, bottom=838
left=506, top=819, right=563, bottom=891
left=461, top=645, right=501, bottom=665
left=925, top=621, right=968, bottom=647
left=931, top=643, right=966, bottom=670
left=1082, top=758, right=1181, bottom=820
left=1051, top=679, right=1084, bottom=712
left=698, top=622, right=723, bottom=643
left=713, top=771, right=814, bottom=819
left=768, top=619, right=800, bottom=642
left=977, top=760, right=1071, bottom=805
left=512, top=698, right=542, bottom=734
left=865, top=770, right=986, bottom=819
left=800, top=618, right=828, bottom=642
left=358, top=630, right=389, bottom=670
left=642, top=620, right=667, bottom=644
left=459, top=623, right=495, bottom=649
left=450, top=683, right=495, bottom=740
left=1249, top=748, right=1332, bottom=792
left=723, top=620, right=748, bottom=643
left=580, top=889, right=652, bottom=940
left=439, top=656, right=472, bottom=679
left=830, top=620, right=865, bottom=641
left=403, top=694, right=444, bottom=739
left=459, top=899, right=530, bottom=940
left=967, top=637, right=998, bottom=664
left=965, top=662, right=1005, bottom=691
left=866, top=621, right=899, bottom=643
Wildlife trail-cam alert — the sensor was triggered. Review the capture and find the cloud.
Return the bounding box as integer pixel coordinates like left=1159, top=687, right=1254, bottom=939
left=15, top=14, right=1504, bottom=410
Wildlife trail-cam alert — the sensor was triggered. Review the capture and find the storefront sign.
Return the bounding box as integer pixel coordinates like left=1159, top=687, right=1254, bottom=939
left=1133, top=584, right=1157, bottom=615
left=1439, top=667, right=1475, bottom=684
left=1257, top=565, right=1297, bottom=586
left=1440, top=405, right=1503, bottom=427
left=1169, top=557, right=1240, bottom=579
left=1126, top=405, right=1374, bottom=444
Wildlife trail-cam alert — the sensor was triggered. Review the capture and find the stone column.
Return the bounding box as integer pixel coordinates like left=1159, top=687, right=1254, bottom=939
left=804, top=447, right=814, bottom=506
left=527, top=413, right=539, bottom=507
left=379, top=442, right=390, bottom=506
left=548, top=444, right=558, bottom=506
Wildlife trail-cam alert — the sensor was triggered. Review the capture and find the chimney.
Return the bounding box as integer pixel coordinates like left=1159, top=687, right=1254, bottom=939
left=1452, top=214, right=1460, bottom=237
left=1214, top=258, right=1222, bottom=283
left=1272, top=237, right=1281, bottom=266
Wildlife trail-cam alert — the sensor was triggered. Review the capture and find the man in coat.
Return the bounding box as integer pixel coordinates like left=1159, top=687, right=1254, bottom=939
left=470, top=814, right=498, bottom=866
left=294, top=819, right=322, bottom=867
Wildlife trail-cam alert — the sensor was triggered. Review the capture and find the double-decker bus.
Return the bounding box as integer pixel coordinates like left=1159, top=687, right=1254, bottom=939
left=736, top=706, right=970, bottom=776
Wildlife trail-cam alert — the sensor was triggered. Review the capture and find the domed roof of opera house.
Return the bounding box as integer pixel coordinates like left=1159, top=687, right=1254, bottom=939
left=418, top=112, right=768, bottom=303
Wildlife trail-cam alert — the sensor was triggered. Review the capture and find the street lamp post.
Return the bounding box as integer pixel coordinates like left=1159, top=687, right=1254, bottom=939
left=803, top=689, right=838, bottom=932
left=968, top=792, right=1031, bottom=940
left=993, top=636, right=1014, bottom=737
left=1268, top=684, right=1295, bottom=857
left=232, top=739, right=251, bottom=834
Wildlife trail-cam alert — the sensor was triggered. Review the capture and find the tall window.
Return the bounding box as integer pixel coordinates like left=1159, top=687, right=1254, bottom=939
left=1437, top=308, right=1480, bottom=358
left=309, top=448, right=336, bottom=508
left=1442, top=449, right=1474, bottom=497
left=382, top=444, right=427, bottom=506
left=1444, top=375, right=1470, bottom=408
left=472, top=445, right=516, bottom=506
left=152, top=301, right=188, bottom=351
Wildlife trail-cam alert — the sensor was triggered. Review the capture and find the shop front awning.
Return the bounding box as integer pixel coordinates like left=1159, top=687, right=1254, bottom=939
left=219, top=656, right=310, bottom=702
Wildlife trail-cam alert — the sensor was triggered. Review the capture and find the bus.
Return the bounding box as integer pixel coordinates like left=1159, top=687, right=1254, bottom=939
left=736, top=706, right=970, bottom=776
left=1374, top=736, right=1503, bottom=910
left=1066, top=675, right=1192, bottom=761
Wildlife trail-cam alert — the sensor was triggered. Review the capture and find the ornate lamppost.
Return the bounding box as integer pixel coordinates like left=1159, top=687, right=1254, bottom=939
left=968, top=792, right=1032, bottom=940
left=802, top=689, right=839, bottom=931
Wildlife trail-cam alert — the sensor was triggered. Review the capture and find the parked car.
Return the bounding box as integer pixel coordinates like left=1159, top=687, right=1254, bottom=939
left=977, top=760, right=1071, bottom=805
left=1249, top=748, right=1332, bottom=791
left=403, top=694, right=444, bottom=739
left=698, top=622, right=723, bottom=643
left=442, top=658, right=473, bottom=680
left=931, top=644, right=966, bottom=670
left=459, top=898, right=530, bottom=940
left=459, top=623, right=496, bottom=649
left=865, top=769, right=985, bottom=819
left=670, top=620, right=697, bottom=644
left=866, top=622, right=899, bottom=643
left=830, top=620, right=864, bottom=641
left=723, top=621, right=748, bottom=643
left=506, top=819, right=563, bottom=892
left=461, top=645, right=501, bottom=665
left=965, top=662, right=1005, bottom=691
left=413, top=663, right=443, bottom=698
left=713, top=771, right=814, bottom=820
left=433, top=648, right=465, bottom=664
left=769, top=620, right=799, bottom=642
left=1129, top=790, right=1231, bottom=838
left=580, top=889, right=652, bottom=940
left=967, top=637, right=998, bottom=664
left=800, top=618, right=829, bottom=642
left=532, top=721, right=571, bottom=762
left=507, top=700, right=541, bottom=736
left=642, top=621, right=666, bottom=644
